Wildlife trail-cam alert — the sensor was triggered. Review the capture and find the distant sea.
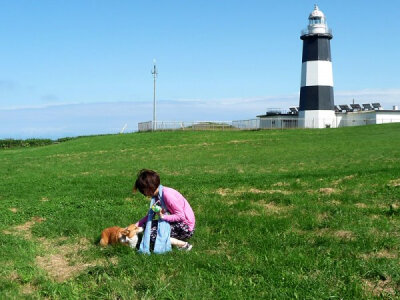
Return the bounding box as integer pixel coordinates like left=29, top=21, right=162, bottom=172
left=0, top=100, right=251, bottom=140
left=0, top=102, right=145, bottom=140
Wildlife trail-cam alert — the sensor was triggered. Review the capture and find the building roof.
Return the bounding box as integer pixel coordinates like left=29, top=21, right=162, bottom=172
left=257, top=114, right=298, bottom=118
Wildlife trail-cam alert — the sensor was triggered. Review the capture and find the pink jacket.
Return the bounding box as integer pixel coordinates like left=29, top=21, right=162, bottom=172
left=137, top=186, right=195, bottom=231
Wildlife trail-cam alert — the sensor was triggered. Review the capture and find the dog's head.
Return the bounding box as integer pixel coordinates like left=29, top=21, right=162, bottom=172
left=121, top=224, right=142, bottom=238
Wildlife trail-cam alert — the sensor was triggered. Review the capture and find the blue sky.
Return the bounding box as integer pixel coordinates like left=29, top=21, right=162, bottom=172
left=0, top=0, right=399, bottom=138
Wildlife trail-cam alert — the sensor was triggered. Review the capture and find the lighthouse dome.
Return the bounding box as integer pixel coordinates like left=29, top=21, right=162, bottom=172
left=309, top=5, right=325, bottom=19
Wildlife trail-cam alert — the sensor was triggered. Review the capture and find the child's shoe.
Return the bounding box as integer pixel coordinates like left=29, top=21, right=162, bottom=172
left=179, top=242, right=193, bottom=251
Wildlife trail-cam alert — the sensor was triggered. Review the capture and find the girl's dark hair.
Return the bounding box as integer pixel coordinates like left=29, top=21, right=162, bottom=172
left=134, top=169, right=160, bottom=196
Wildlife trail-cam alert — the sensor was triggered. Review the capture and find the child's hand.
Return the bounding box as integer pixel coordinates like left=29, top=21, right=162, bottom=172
left=158, top=211, right=164, bottom=219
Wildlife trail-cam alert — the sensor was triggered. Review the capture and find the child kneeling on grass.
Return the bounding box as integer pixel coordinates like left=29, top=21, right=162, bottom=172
left=133, top=169, right=195, bottom=251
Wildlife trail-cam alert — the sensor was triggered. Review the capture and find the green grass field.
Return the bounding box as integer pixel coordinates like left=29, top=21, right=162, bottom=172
left=1, top=124, right=400, bottom=299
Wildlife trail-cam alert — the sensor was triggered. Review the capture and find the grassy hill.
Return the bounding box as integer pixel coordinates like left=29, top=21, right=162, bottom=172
left=1, top=124, right=400, bottom=299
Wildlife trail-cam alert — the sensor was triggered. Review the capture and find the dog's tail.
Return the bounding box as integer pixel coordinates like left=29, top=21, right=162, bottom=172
left=99, top=232, right=108, bottom=247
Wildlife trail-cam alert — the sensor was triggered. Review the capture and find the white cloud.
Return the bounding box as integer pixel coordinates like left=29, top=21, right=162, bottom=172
left=41, top=94, right=60, bottom=102
left=0, top=80, right=18, bottom=91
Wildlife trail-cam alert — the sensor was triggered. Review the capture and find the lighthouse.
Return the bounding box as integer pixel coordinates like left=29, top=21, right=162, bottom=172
left=299, top=5, right=335, bottom=128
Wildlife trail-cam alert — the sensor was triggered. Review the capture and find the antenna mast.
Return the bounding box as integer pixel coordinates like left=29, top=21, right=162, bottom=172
left=151, top=59, right=158, bottom=131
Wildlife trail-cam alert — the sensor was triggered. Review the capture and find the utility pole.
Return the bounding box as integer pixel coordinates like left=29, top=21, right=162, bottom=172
left=152, top=59, right=158, bottom=131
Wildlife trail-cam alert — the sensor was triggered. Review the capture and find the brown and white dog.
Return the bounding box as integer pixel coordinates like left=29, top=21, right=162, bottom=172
left=100, top=224, right=143, bottom=249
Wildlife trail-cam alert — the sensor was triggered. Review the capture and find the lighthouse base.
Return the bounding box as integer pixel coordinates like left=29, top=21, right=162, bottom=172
left=299, top=110, right=336, bottom=128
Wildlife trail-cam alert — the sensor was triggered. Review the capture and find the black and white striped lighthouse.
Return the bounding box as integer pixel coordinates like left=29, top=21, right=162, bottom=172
left=299, top=5, right=335, bottom=128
